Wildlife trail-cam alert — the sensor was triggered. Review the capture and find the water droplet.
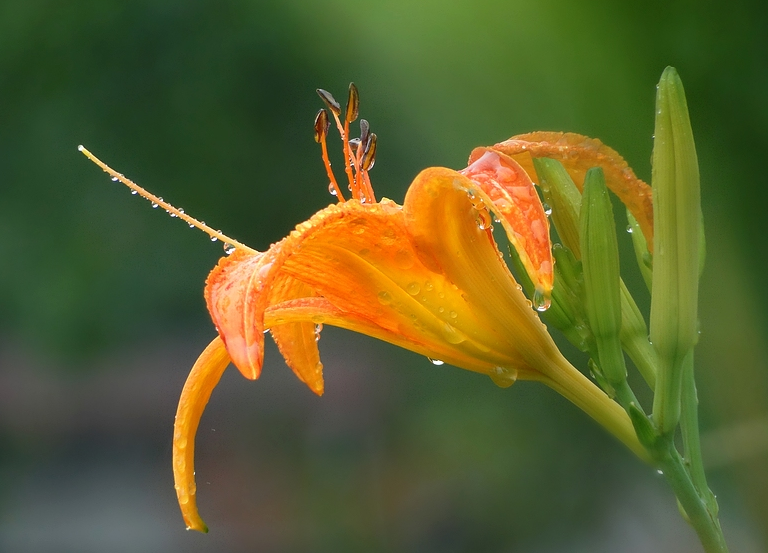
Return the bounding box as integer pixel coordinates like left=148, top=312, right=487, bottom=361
left=151, top=202, right=158, bottom=208
left=189, top=223, right=195, bottom=228
left=475, top=208, right=493, bottom=230
left=170, top=212, right=177, bottom=218
left=424, top=281, right=434, bottom=292
left=489, top=366, right=518, bottom=388
left=179, top=495, right=190, bottom=505
left=131, top=190, right=138, bottom=195
left=449, top=310, right=457, bottom=319
left=532, top=288, right=551, bottom=312
left=626, top=225, right=633, bottom=233
left=225, top=246, right=235, bottom=255
left=428, top=358, right=445, bottom=366
left=328, top=183, right=337, bottom=196
left=543, top=203, right=552, bottom=216
left=211, top=236, right=218, bottom=242
left=377, top=291, right=392, bottom=305
left=438, top=306, right=445, bottom=313
left=314, top=323, right=323, bottom=341
left=111, top=176, right=119, bottom=182
left=406, top=282, right=420, bottom=295
left=657, top=469, right=664, bottom=475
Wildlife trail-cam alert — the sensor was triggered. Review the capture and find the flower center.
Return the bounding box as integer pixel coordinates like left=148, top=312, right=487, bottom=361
left=314, top=83, right=377, bottom=204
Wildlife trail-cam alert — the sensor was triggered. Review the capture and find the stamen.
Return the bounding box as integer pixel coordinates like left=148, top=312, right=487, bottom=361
left=314, top=84, right=377, bottom=204
left=314, top=109, right=344, bottom=202
left=360, top=132, right=377, bottom=202
left=317, top=87, right=357, bottom=198
left=78, top=145, right=257, bottom=254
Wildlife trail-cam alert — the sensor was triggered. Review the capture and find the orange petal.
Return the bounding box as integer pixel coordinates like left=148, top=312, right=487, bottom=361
left=267, top=276, right=324, bottom=395
left=205, top=249, right=277, bottom=380
left=276, top=200, right=519, bottom=372
left=403, top=166, right=562, bottom=375
left=490, top=132, right=654, bottom=252
left=173, top=336, right=231, bottom=533
left=462, top=148, right=553, bottom=294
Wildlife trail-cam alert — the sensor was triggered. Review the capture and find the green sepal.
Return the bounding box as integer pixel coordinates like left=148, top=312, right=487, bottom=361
left=626, top=209, right=653, bottom=292
left=533, top=157, right=582, bottom=257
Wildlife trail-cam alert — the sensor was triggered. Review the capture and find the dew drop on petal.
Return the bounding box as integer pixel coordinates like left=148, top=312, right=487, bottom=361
left=489, top=366, right=518, bottom=388
left=406, top=282, right=420, bottom=295
left=428, top=358, right=445, bottom=366
left=377, top=291, right=392, bottom=305
left=533, top=288, right=551, bottom=312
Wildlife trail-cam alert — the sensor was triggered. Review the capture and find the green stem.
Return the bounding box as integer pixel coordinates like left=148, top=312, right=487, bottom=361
left=541, top=354, right=651, bottom=463
left=656, top=442, right=729, bottom=553
left=680, top=351, right=719, bottom=515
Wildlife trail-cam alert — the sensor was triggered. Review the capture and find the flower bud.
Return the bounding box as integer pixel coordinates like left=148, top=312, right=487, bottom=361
left=649, top=67, right=701, bottom=434
left=580, top=167, right=626, bottom=384
left=533, top=157, right=582, bottom=257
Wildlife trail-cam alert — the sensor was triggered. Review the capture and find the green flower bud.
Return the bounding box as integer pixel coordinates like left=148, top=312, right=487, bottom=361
left=649, top=67, right=701, bottom=434
left=580, top=167, right=626, bottom=384
left=533, top=157, right=582, bottom=257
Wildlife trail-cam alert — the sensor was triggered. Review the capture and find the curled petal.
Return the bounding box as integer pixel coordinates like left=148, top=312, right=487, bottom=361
left=403, top=167, right=563, bottom=376
left=173, top=336, right=231, bottom=533
left=205, top=250, right=273, bottom=380
left=490, top=132, right=654, bottom=251
left=462, top=148, right=553, bottom=294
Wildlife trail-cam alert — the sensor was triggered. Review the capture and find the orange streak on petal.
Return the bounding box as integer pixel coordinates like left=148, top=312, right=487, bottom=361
left=461, top=148, right=553, bottom=294
left=490, top=131, right=654, bottom=252
left=173, top=336, right=231, bottom=533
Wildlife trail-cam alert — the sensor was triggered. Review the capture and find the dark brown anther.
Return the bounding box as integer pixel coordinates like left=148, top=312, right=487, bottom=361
left=361, top=132, right=377, bottom=171
left=313, top=109, right=330, bottom=143
left=316, top=89, right=341, bottom=116
left=345, top=83, right=359, bottom=123
left=359, top=119, right=370, bottom=147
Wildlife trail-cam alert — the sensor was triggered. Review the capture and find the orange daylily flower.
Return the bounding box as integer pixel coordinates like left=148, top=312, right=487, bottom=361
left=80, top=88, right=653, bottom=533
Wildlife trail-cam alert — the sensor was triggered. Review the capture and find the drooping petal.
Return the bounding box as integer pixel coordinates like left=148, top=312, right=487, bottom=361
left=403, top=166, right=563, bottom=377
left=490, top=132, right=654, bottom=251
left=268, top=276, right=324, bottom=395
left=461, top=148, right=553, bottom=294
left=205, top=249, right=273, bottom=380
left=173, top=336, right=231, bottom=533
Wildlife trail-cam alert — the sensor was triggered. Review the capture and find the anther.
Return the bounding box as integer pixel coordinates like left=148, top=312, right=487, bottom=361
left=345, top=83, right=359, bottom=123
left=314, top=109, right=330, bottom=143
left=361, top=132, right=377, bottom=171
left=316, top=89, right=341, bottom=117
left=359, top=119, right=370, bottom=148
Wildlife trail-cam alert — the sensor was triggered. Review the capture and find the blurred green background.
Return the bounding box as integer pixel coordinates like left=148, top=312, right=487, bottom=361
left=1, top=0, right=767, bottom=551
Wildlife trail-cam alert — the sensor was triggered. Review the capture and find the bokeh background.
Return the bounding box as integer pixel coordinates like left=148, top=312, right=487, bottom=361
left=1, top=1, right=767, bottom=551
